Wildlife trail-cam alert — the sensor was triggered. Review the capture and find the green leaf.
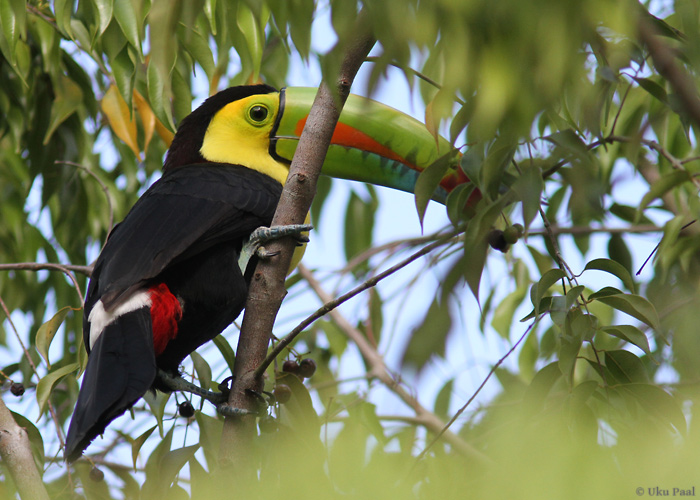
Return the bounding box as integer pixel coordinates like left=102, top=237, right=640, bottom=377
left=434, top=378, right=454, bottom=419
left=492, top=286, right=527, bottom=339
left=607, top=234, right=634, bottom=279
left=632, top=76, right=668, bottom=104
left=559, top=311, right=586, bottom=381
left=147, top=61, right=175, bottom=131
left=143, top=390, right=171, bottom=436
left=92, top=0, right=114, bottom=37
left=131, top=425, right=157, bottom=469
left=522, top=362, right=562, bottom=415
left=638, top=170, right=691, bottom=217
left=213, top=335, right=236, bottom=375
left=142, top=426, right=198, bottom=497
left=620, top=383, right=686, bottom=433
left=584, top=258, right=636, bottom=293
left=600, top=325, right=652, bottom=356
left=605, top=349, right=649, bottom=384
left=400, top=298, right=450, bottom=370
left=44, top=75, right=84, bottom=144
left=0, top=0, right=19, bottom=65
left=482, top=136, right=516, bottom=199
left=190, top=351, right=212, bottom=391
left=180, top=24, right=216, bottom=82
left=36, top=306, right=74, bottom=369
left=510, top=162, right=543, bottom=230
left=113, top=0, right=141, bottom=53
left=348, top=401, right=386, bottom=445
left=414, top=152, right=453, bottom=228
left=236, top=2, right=266, bottom=82
left=589, top=288, right=661, bottom=332
left=546, top=129, right=590, bottom=158
left=35, top=362, right=80, bottom=416
left=609, top=203, right=652, bottom=224
left=368, top=288, right=383, bottom=345
left=195, top=412, right=223, bottom=469
left=530, top=268, right=566, bottom=315
left=343, top=188, right=377, bottom=266
left=462, top=194, right=512, bottom=300
left=53, top=0, right=74, bottom=37
left=11, top=411, right=45, bottom=467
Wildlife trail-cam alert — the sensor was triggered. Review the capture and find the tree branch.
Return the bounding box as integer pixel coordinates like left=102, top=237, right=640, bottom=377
left=0, top=396, right=50, bottom=500
left=638, top=17, right=700, bottom=130
left=254, top=230, right=462, bottom=379
left=218, top=12, right=376, bottom=468
left=298, top=265, right=490, bottom=463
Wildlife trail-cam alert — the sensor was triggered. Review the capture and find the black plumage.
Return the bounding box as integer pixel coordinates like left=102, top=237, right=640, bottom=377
left=65, top=85, right=282, bottom=462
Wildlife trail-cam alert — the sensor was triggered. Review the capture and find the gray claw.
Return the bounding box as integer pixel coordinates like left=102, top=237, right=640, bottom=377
left=238, top=224, right=313, bottom=272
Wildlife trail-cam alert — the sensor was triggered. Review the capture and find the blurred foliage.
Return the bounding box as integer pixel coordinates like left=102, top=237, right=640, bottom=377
left=1, top=0, right=700, bottom=498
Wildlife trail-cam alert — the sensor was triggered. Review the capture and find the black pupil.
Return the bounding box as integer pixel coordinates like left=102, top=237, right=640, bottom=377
left=250, top=105, right=268, bottom=121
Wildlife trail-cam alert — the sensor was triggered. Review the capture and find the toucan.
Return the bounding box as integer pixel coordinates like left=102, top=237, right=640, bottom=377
left=64, top=84, right=469, bottom=462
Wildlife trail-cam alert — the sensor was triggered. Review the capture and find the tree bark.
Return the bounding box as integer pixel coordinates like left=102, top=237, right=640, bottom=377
left=0, top=397, right=50, bottom=500
left=218, top=13, right=376, bottom=469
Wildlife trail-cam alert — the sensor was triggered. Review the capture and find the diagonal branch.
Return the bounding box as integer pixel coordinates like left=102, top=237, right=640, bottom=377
left=218, top=11, right=376, bottom=468
left=254, top=230, right=462, bottom=379
left=638, top=17, right=700, bottom=130
left=298, top=265, right=490, bottom=463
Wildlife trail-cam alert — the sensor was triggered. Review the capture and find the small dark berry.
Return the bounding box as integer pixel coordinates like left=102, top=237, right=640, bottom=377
left=298, top=359, right=317, bottom=378
left=487, top=229, right=510, bottom=253
left=89, top=467, right=104, bottom=482
left=273, top=384, right=292, bottom=404
left=10, top=382, right=24, bottom=397
left=178, top=401, right=195, bottom=418
left=282, top=360, right=300, bottom=373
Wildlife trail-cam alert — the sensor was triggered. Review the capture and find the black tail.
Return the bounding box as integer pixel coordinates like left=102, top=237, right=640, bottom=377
left=65, top=308, right=156, bottom=462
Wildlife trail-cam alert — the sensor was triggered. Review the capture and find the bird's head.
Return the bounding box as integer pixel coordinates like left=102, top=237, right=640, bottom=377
left=164, top=84, right=470, bottom=202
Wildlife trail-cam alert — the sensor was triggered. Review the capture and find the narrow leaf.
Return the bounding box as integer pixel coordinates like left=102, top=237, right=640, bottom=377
left=605, top=350, right=649, bottom=384
left=638, top=170, right=691, bottom=216
left=36, top=306, right=74, bottom=369
left=101, top=85, right=141, bottom=159
left=131, top=425, right=157, bottom=469
left=414, top=152, right=452, bottom=228
left=584, top=258, right=636, bottom=293
left=36, top=363, right=80, bottom=416
left=600, top=325, right=652, bottom=356
left=44, top=75, right=83, bottom=143
left=590, top=290, right=661, bottom=332
left=531, top=268, right=566, bottom=314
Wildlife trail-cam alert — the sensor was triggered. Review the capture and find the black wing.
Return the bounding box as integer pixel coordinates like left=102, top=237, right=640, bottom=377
left=85, top=163, right=282, bottom=323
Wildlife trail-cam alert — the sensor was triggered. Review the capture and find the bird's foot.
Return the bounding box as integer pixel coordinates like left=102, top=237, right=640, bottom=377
left=156, top=369, right=228, bottom=405
left=216, top=389, right=269, bottom=417
left=238, top=224, right=313, bottom=272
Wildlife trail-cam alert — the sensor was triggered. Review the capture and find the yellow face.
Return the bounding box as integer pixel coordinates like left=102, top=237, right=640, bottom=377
left=200, top=93, right=290, bottom=185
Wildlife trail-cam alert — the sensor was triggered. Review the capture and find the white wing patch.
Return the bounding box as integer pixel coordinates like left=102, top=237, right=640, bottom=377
left=88, top=290, right=152, bottom=350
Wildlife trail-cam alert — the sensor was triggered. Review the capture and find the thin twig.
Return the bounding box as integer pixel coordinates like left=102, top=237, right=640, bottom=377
left=364, top=56, right=466, bottom=106
left=254, top=230, right=462, bottom=379
left=297, top=265, right=490, bottom=463
left=0, top=262, right=91, bottom=303
left=416, top=318, right=535, bottom=462
left=526, top=224, right=662, bottom=237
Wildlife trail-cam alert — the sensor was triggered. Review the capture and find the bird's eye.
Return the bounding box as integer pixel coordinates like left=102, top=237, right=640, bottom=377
left=248, top=105, right=268, bottom=123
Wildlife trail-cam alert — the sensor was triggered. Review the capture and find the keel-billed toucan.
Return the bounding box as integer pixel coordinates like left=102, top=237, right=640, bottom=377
left=64, top=84, right=469, bottom=462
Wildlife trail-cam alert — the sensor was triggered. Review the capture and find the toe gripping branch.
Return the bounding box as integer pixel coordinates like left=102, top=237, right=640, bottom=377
left=238, top=224, right=313, bottom=273
left=157, top=370, right=268, bottom=417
